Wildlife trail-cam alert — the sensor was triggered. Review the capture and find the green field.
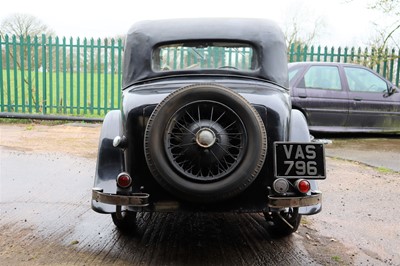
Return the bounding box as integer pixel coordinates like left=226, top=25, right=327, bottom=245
left=1, top=69, right=121, bottom=116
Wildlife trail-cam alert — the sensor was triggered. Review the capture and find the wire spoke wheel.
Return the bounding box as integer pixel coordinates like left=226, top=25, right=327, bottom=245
left=144, top=84, right=267, bottom=203
left=165, top=101, right=246, bottom=182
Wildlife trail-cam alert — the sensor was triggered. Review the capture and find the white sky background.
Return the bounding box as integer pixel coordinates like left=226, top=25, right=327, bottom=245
left=0, top=0, right=388, bottom=47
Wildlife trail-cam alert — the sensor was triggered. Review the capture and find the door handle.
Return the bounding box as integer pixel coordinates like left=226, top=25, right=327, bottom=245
left=353, top=97, right=362, bottom=101
left=299, top=93, right=307, bottom=98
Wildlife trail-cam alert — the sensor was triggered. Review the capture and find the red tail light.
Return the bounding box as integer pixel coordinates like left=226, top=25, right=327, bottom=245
left=116, top=172, right=132, bottom=188
left=295, top=179, right=311, bottom=194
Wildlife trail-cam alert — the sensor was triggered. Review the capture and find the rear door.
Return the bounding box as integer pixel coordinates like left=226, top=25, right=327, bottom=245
left=294, top=65, right=349, bottom=129
left=343, top=66, right=400, bottom=131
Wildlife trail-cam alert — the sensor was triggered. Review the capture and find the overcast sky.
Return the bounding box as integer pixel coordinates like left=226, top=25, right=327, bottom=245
left=0, top=0, right=387, bottom=47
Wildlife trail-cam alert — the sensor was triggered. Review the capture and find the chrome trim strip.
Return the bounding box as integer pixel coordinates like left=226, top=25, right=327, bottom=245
left=268, top=191, right=322, bottom=208
left=92, top=188, right=150, bottom=207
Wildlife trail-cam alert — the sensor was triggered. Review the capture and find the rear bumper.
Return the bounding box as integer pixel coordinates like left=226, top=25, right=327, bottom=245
left=267, top=191, right=322, bottom=208
left=92, top=187, right=150, bottom=207
left=92, top=187, right=321, bottom=212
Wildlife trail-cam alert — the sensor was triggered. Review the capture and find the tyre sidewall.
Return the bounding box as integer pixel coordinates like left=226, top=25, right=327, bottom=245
left=145, top=84, right=266, bottom=202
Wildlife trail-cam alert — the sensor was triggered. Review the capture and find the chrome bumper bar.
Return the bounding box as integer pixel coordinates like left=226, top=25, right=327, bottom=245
left=268, top=191, right=322, bottom=208
left=92, top=187, right=150, bottom=207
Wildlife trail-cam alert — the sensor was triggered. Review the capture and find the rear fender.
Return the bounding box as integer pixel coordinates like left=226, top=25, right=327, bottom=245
left=289, top=109, right=322, bottom=215
left=91, top=110, right=124, bottom=213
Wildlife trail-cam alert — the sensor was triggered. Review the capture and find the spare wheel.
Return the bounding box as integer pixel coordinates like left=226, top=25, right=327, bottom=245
left=144, top=84, right=267, bottom=203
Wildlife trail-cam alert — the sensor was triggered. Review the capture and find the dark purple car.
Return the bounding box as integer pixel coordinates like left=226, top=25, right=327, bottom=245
left=289, top=62, right=400, bottom=133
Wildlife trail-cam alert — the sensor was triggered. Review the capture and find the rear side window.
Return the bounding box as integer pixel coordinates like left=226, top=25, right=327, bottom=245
left=288, top=67, right=301, bottom=86
left=152, top=42, right=256, bottom=71
left=300, top=66, right=342, bottom=90
left=344, top=67, right=387, bottom=92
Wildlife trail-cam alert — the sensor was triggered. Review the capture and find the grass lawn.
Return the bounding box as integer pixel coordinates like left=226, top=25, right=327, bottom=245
left=1, top=69, right=121, bottom=116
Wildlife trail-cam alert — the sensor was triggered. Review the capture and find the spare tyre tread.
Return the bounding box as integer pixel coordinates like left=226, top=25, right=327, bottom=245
left=144, top=83, right=267, bottom=203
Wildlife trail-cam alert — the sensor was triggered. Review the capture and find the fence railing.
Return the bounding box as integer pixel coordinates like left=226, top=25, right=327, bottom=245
left=1, top=34, right=399, bottom=117
left=1, top=34, right=123, bottom=116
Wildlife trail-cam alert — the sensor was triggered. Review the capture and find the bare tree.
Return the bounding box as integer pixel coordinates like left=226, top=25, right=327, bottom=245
left=0, top=13, right=54, bottom=38
left=1, top=14, right=55, bottom=109
left=284, top=17, right=324, bottom=49
left=282, top=3, right=325, bottom=63
left=369, top=0, right=400, bottom=49
left=357, top=0, right=400, bottom=81
left=0, top=13, right=55, bottom=70
left=370, top=0, right=400, bottom=15
left=1, top=13, right=54, bottom=72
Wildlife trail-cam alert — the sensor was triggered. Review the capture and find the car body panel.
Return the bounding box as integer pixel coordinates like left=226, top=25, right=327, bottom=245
left=289, top=62, right=400, bottom=133
left=92, top=19, right=325, bottom=220
left=117, top=78, right=292, bottom=212
left=92, top=110, right=124, bottom=213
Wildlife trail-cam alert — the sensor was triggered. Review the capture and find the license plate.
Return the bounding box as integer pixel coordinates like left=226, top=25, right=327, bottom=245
left=274, top=142, right=326, bottom=179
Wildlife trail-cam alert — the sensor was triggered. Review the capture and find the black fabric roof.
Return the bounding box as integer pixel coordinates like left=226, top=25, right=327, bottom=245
left=122, top=18, right=288, bottom=88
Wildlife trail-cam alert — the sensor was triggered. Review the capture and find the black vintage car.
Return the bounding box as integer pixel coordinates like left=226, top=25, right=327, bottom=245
left=91, top=18, right=326, bottom=237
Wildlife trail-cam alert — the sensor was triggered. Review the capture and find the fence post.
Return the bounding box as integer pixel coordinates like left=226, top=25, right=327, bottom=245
left=337, top=46, right=341, bottom=62
left=104, top=38, right=108, bottom=114
left=48, top=36, right=53, bottom=113
left=310, top=46, right=314, bottom=62
left=396, top=49, right=400, bottom=87
left=55, top=36, right=60, bottom=113
left=117, top=38, right=122, bottom=109
left=90, top=38, right=95, bottom=115
left=27, top=35, right=32, bottom=113
left=382, top=48, right=388, bottom=78
left=330, top=47, right=335, bottom=62
left=62, top=37, right=67, bottom=114
left=289, top=43, right=294, bottom=62
left=34, top=36, right=39, bottom=113
left=96, top=38, right=101, bottom=115
left=110, top=38, right=115, bottom=111
left=77, top=37, right=81, bottom=115
left=69, top=37, right=74, bottom=114
left=5, top=35, right=11, bottom=112
left=389, top=48, right=395, bottom=82
left=19, top=35, right=26, bottom=113
left=0, top=35, right=3, bottom=112
left=316, top=46, right=321, bottom=62
left=350, top=47, right=355, bottom=63
left=83, top=38, right=88, bottom=115
left=41, top=34, right=47, bottom=114
left=12, top=35, right=18, bottom=112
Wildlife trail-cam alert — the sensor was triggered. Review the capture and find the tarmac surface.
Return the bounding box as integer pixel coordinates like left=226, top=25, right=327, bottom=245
left=0, top=123, right=399, bottom=265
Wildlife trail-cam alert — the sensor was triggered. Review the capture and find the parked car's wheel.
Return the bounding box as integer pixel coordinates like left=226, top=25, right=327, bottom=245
left=144, top=84, right=267, bottom=203
left=264, top=208, right=301, bottom=237
left=111, top=208, right=137, bottom=233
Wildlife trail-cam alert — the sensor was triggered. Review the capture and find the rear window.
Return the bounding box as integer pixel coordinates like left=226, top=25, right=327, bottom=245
left=152, top=42, right=257, bottom=72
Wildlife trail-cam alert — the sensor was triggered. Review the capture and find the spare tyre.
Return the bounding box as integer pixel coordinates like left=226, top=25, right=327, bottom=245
left=144, top=84, right=267, bottom=203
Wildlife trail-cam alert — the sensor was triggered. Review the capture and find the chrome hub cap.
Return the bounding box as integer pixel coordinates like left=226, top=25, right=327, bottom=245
left=196, top=128, right=216, bottom=148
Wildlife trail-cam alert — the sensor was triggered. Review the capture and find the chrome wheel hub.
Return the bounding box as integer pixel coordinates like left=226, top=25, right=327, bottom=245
left=196, top=128, right=216, bottom=148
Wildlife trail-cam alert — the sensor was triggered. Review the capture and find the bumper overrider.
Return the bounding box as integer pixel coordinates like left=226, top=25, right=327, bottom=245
left=92, top=187, right=150, bottom=207
left=92, top=187, right=321, bottom=209
left=268, top=190, right=322, bottom=208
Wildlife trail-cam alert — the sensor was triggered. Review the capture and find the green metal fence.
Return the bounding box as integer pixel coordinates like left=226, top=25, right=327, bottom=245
left=1, top=34, right=399, bottom=117
left=0, top=34, right=123, bottom=116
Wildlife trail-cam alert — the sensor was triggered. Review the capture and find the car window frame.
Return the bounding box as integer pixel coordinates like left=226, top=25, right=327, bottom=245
left=298, top=65, right=343, bottom=91
left=343, top=66, right=389, bottom=94
left=288, top=65, right=303, bottom=87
